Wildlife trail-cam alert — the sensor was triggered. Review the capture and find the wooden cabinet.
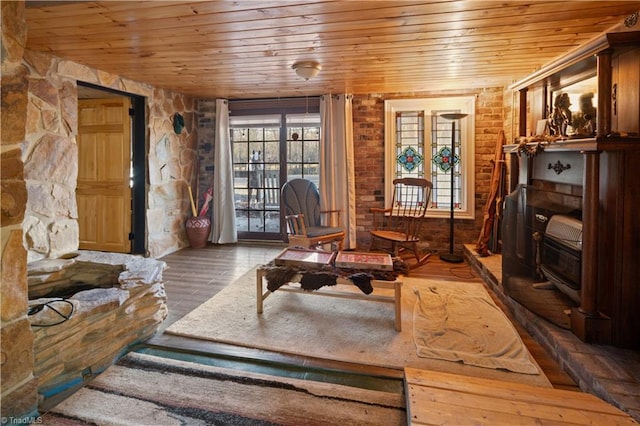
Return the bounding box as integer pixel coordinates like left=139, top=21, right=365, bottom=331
left=507, top=31, right=640, bottom=348
left=611, top=45, right=640, bottom=134
left=597, top=145, right=640, bottom=347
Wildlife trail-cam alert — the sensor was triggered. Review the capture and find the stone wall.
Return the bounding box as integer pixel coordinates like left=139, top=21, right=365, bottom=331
left=1, top=1, right=38, bottom=421
left=27, top=251, right=168, bottom=411
left=352, top=88, right=505, bottom=253
left=22, top=51, right=198, bottom=261
left=146, top=87, right=199, bottom=257
left=1, top=1, right=196, bottom=421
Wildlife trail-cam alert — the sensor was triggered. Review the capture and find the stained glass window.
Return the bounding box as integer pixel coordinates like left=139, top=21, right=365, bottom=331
left=395, top=111, right=424, bottom=178
left=384, top=97, right=475, bottom=219
left=430, top=112, right=463, bottom=210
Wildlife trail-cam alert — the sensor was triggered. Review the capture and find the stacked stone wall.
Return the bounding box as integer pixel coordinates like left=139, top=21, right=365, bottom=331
left=27, top=252, right=168, bottom=411
left=1, top=1, right=39, bottom=422
left=146, top=87, right=199, bottom=257
left=20, top=51, right=198, bottom=261
left=2, top=1, right=197, bottom=420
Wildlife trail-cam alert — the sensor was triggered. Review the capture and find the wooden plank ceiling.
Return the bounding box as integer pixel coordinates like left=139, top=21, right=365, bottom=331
left=25, top=1, right=640, bottom=99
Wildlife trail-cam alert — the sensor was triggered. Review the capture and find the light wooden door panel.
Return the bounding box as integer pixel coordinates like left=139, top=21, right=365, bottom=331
left=102, top=133, right=129, bottom=181
left=77, top=98, right=131, bottom=253
left=76, top=194, right=98, bottom=243
left=103, top=195, right=128, bottom=243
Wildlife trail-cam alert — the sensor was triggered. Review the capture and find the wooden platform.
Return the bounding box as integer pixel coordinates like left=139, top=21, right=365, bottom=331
left=158, top=243, right=581, bottom=392
left=404, top=367, right=637, bottom=425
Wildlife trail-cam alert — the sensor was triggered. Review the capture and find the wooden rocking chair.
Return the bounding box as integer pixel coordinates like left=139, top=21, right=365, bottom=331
left=369, top=178, right=433, bottom=268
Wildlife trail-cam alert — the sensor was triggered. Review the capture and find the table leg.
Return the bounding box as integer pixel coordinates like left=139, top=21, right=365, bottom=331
left=394, top=280, right=402, bottom=331
left=256, top=268, right=264, bottom=314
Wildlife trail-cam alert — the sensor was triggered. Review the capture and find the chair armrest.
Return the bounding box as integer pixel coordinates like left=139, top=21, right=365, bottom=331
left=370, top=207, right=392, bottom=214
left=319, top=209, right=341, bottom=227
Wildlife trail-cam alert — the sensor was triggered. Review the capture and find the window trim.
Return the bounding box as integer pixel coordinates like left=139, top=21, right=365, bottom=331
left=384, top=96, right=475, bottom=219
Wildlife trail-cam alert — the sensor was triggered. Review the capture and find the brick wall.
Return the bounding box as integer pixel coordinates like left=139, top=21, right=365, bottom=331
left=352, top=88, right=505, bottom=255
left=196, top=99, right=216, bottom=217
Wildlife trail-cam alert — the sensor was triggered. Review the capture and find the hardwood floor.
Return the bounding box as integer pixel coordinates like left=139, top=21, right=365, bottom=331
left=147, top=242, right=579, bottom=392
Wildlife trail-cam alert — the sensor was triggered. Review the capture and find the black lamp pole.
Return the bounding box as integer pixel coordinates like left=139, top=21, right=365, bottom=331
left=439, top=113, right=468, bottom=263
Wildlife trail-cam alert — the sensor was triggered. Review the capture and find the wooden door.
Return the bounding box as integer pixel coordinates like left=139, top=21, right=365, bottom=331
left=77, top=98, right=132, bottom=252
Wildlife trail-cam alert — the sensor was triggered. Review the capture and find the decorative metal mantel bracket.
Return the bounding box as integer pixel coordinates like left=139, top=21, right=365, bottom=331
left=548, top=160, right=571, bottom=175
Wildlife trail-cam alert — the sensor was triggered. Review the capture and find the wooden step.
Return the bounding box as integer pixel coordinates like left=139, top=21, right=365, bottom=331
left=404, top=367, right=637, bottom=425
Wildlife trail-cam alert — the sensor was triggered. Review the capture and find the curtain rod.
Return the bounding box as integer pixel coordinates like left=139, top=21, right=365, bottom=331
left=229, top=96, right=320, bottom=103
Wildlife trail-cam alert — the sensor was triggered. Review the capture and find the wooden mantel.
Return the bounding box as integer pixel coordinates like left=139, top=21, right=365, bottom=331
left=503, top=28, right=639, bottom=347
left=504, top=137, right=640, bottom=348
left=506, top=137, right=640, bottom=153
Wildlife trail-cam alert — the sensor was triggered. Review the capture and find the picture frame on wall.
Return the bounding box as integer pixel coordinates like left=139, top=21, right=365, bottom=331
left=535, top=119, right=548, bottom=136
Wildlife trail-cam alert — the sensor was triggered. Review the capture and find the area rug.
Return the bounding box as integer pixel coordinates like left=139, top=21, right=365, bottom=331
left=42, top=352, right=405, bottom=426
left=166, top=269, right=550, bottom=387
left=413, top=283, right=539, bottom=374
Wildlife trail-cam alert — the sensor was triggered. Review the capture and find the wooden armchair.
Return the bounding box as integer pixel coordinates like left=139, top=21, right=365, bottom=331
left=369, top=178, right=433, bottom=268
left=282, top=179, right=345, bottom=250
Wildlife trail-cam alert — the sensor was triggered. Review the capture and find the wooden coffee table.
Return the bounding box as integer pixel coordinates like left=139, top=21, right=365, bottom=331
left=256, top=266, right=403, bottom=331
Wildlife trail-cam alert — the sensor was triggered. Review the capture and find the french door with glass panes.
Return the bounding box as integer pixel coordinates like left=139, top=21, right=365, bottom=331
left=231, top=113, right=320, bottom=240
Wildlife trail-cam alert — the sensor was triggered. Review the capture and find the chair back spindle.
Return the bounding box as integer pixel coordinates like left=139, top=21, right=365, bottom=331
left=369, top=178, right=433, bottom=269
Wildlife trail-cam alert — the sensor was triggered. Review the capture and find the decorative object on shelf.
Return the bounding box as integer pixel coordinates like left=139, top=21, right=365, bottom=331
left=624, top=10, right=638, bottom=28
left=292, top=61, right=321, bottom=80
left=551, top=93, right=572, bottom=136
left=439, top=113, right=467, bottom=264
left=516, top=138, right=544, bottom=157
left=574, top=92, right=597, bottom=137
left=173, top=112, right=185, bottom=134
left=548, top=160, right=571, bottom=175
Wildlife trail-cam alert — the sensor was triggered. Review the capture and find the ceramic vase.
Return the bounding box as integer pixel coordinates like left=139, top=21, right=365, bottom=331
left=186, top=216, right=211, bottom=248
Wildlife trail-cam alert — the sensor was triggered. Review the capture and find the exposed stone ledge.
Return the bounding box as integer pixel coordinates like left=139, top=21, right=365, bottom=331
left=26, top=251, right=168, bottom=411
left=27, top=251, right=166, bottom=298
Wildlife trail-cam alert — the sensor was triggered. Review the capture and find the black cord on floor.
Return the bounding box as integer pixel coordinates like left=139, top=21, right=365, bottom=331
left=28, top=298, right=75, bottom=327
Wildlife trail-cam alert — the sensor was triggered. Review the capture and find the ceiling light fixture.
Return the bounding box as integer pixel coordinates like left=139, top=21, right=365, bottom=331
left=292, top=61, right=321, bottom=80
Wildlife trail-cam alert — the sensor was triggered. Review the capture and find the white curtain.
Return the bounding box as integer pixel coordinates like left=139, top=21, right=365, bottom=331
left=210, top=99, right=237, bottom=244
left=320, top=94, right=356, bottom=249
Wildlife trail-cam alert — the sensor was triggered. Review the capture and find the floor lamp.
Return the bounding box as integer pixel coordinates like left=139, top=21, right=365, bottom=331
left=439, top=113, right=468, bottom=263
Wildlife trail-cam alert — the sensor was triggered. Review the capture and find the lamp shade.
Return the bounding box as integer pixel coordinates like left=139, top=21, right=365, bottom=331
left=441, top=113, right=468, bottom=120
left=292, top=61, right=321, bottom=80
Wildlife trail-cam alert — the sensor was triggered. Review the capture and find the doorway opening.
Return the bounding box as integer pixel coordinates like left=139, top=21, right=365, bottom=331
left=77, top=82, right=146, bottom=254
left=229, top=100, right=321, bottom=241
